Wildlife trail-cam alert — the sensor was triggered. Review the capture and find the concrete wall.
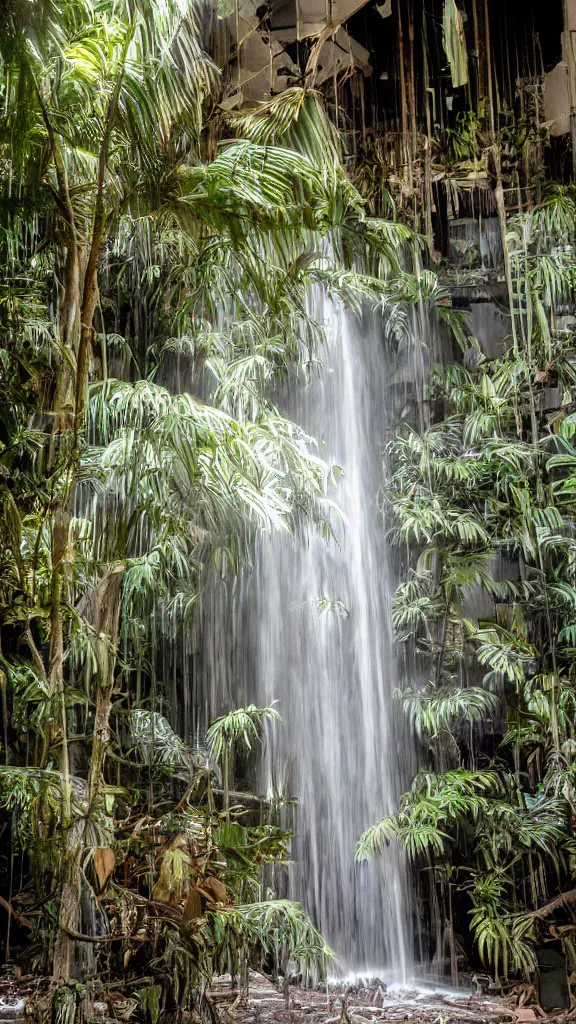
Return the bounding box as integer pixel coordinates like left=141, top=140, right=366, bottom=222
left=545, top=0, right=576, bottom=135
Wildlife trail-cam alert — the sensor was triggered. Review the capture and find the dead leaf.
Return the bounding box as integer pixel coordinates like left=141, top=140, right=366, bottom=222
left=198, top=876, right=228, bottom=904
left=183, top=888, right=203, bottom=921
left=0, top=894, right=33, bottom=929
left=94, top=847, right=116, bottom=892
left=152, top=882, right=170, bottom=902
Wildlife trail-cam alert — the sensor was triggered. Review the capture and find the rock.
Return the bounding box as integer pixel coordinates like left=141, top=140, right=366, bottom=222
left=0, top=997, right=27, bottom=1021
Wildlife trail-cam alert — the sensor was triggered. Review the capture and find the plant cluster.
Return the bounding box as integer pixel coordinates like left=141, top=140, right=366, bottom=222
left=0, top=0, right=403, bottom=1014
left=359, top=186, right=576, bottom=985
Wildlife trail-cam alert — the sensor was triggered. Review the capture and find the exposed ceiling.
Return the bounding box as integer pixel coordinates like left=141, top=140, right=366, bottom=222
left=223, top=0, right=378, bottom=102
left=223, top=0, right=572, bottom=148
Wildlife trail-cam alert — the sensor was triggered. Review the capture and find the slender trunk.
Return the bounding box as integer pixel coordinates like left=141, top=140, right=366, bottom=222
left=494, top=148, right=519, bottom=356
left=88, top=570, right=124, bottom=807
left=42, top=51, right=128, bottom=982
left=396, top=0, right=410, bottom=184
left=223, top=748, right=231, bottom=823
left=75, top=52, right=127, bottom=433
left=471, top=0, right=484, bottom=104
left=407, top=0, right=418, bottom=174
left=49, top=504, right=72, bottom=821
left=435, top=596, right=450, bottom=694
left=483, top=0, right=494, bottom=132
left=49, top=378, right=77, bottom=984
left=53, top=873, right=82, bottom=982
left=53, top=570, right=123, bottom=981
left=422, top=19, right=434, bottom=252
left=448, top=883, right=458, bottom=987
left=428, top=854, right=443, bottom=978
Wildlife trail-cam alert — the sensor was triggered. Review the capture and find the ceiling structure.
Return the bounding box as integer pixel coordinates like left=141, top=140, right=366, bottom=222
left=223, top=0, right=378, bottom=103
left=223, top=0, right=573, bottom=146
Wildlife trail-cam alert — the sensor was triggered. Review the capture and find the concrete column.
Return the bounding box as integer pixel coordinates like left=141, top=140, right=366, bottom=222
left=545, top=0, right=576, bottom=148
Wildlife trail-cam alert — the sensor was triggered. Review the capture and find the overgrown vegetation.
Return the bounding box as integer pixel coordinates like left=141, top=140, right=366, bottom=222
left=359, top=188, right=576, bottom=986
left=4, top=0, right=576, bottom=1011
left=0, top=0, right=387, bottom=1014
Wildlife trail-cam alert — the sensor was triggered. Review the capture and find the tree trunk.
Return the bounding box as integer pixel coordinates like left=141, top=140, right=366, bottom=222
left=53, top=569, right=124, bottom=981
left=88, top=569, right=124, bottom=807
left=43, top=57, right=127, bottom=982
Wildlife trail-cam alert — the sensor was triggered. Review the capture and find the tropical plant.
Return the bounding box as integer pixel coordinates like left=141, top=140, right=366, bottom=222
left=360, top=188, right=576, bottom=984
left=206, top=704, right=280, bottom=820
left=0, top=0, right=380, bottom=1006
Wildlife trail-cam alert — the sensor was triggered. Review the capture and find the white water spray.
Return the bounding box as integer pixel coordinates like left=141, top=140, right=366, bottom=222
left=254, top=296, right=413, bottom=977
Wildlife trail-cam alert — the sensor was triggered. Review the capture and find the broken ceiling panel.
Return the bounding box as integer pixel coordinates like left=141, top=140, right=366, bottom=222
left=544, top=61, right=570, bottom=135
left=226, top=0, right=300, bottom=102
left=310, top=27, right=370, bottom=87
left=268, top=0, right=374, bottom=40
left=224, top=0, right=373, bottom=102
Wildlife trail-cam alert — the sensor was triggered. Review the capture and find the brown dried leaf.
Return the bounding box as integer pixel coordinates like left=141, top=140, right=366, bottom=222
left=152, top=882, right=170, bottom=902
left=198, top=876, right=228, bottom=904
left=94, top=847, right=116, bottom=891
left=183, top=888, right=203, bottom=921
left=168, top=833, right=188, bottom=850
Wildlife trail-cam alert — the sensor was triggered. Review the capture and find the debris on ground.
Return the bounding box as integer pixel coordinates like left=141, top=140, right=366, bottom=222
left=209, top=973, right=524, bottom=1024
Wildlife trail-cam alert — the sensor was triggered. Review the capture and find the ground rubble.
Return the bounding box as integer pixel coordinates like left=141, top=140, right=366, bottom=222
left=209, top=974, right=576, bottom=1024
left=2, top=972, right=575, bottom=1024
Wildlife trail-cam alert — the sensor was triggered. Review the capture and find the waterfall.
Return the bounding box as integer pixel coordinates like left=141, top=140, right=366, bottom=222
left=190, top=292, right=414, bottom=977
left=253, top=295, right=413, bottom=978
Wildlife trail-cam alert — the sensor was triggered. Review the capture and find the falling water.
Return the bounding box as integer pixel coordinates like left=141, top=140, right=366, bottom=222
left=253, top=294, right=413, bottom=978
